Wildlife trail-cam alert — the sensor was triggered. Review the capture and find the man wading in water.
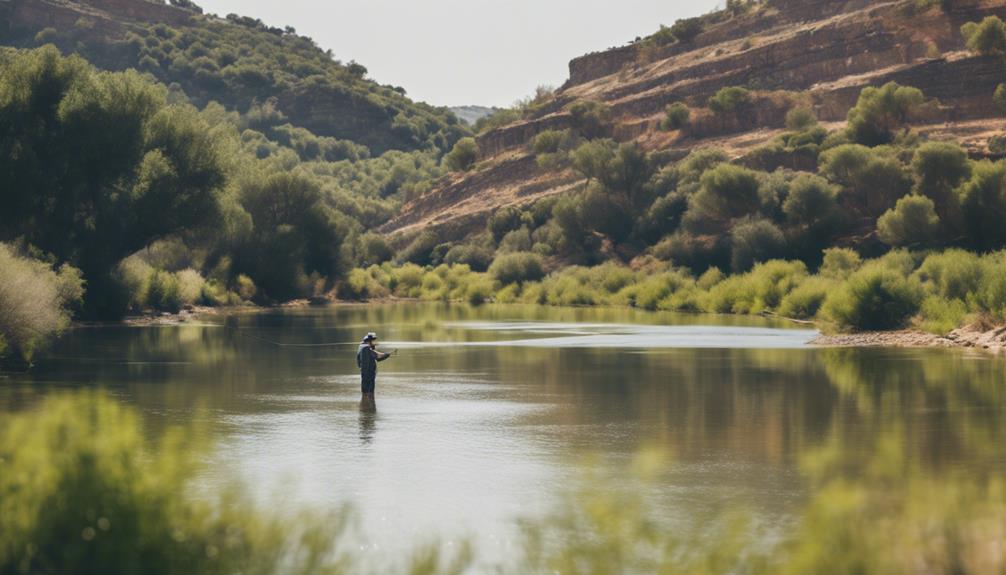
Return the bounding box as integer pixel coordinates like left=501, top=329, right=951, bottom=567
left=357, top=332, right=391, bottom=400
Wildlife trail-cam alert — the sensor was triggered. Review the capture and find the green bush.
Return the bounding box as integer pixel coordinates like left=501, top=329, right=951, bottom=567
left=845, top=82, right=926, bottom=146
left=0, top=391, right=358, bottom=574
left=705, top=260, right=807, bottom=314
left=660, top=103, right=690, bottom=131
left=822, top=267, right=924, bottom=331
left=782, top=174, right=839, bottom=231
left=978, top=252, right=1006, bottom=318
left=958, top=160, right=1006, bottom=250
left=778, top=277, right=833, bottom=319
left=443, top=244, right=493, bottom=272
left=489, top=252, right=546, bottom=285
left=688, top=164, right=762, bottom=227
left=730, top=217, right=787, bottom=272
left=996, top=83, right=1006, bottom=113
left=338, top=268, right=389, bottom=300
left=669, top=17, right=704, bottom=43
left=876, top=194, right=942, bottom=247
left=0, top=244, right=84, bottom=363
left=918, top=296, right=969, bottom=334
left=147, top=270, right=182, bottom=312
left=819, top=248, right=862, bottom=279
left=962, top=16, right=1006, bottom=56
left=708, top=87, right=752, bottom=115
left=569, top=100, right=611, bottom=140
left=785, top=107, right=818, bottom=131
left=444, top=137, right=479, bottom=171
left=914, top=249, right=983, bottom=302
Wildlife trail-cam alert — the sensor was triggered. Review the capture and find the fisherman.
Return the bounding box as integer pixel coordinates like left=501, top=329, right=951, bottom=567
left=357, top=332, right=391, bottom=399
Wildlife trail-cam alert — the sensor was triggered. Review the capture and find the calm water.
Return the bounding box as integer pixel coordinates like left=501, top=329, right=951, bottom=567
left=2, top=303, right=1005, bottom=567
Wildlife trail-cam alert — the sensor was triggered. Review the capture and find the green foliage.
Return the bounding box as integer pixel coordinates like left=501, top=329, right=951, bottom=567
left=876, top=194, right=942, bottom=247
left=962, top=16, right=1006, bottom=56
left=782, top=174, right=839, bottom=232
left=819, top=144, right=912, bottom=217
left=568, top=100, right=611, bottom=140
left=958, top=160, right=1006, bottom=250
left=489, top=252, right=546, bottom=285
left=488, top=206, right=524, bottom=244
left=660, top=103, right=690, bottom=131
left=444, top=137, right=479, bottom=172
left=688, top=164, right=762, bottom=228
left=571, top=139, right=618, bottom=183
left=669, top=17, right=704, bottom=43
left=822, top=266, right=924, bottom=331
left=531, top=129, right=576, bottom=169
left=730, top=217, right=787, bottom=272
left=0, top=244, right=84, bottom=364
left=708, top=87, right=752, bottom=115
left=845, top=82, right=926, bottom=146
left=0, top=391, right=364, bottom=574
left=819, top=248, right=862, bottom=279
left=233, top=171, right=349, bottom=301
left=784, top=106, right=818, bottom=131
left=778, top=277, right=833, bottom=319
left=918, top=295, right=969, bottom=334
left=338, top=267, right=390, bottom=300
left=911, top=141, right=970, bottom=225
left=705, top=260, right=807, bottom=314
left=996, top=83, right=1006, bottom=113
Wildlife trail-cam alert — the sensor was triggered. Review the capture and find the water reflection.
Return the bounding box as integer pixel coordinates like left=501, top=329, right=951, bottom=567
left=359, top=395, right=377, bottom=445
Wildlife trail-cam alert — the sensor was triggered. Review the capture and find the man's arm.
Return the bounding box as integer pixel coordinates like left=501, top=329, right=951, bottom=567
left=375, top=350, right=391, bottom=361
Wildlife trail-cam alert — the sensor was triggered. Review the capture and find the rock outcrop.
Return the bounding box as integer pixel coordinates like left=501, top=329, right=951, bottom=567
left=384, top=0, right=1006, bottom=240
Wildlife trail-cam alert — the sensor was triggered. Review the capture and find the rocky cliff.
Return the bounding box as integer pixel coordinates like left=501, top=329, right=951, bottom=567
left=383, top=0, right=1006, bottom=239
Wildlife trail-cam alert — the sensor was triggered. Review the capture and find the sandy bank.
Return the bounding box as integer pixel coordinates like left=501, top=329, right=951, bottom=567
left=811, top=323, right=1006, bottom=352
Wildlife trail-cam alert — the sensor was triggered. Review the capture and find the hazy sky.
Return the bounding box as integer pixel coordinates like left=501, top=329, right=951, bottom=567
left=196, top=0, right=722, bottom=108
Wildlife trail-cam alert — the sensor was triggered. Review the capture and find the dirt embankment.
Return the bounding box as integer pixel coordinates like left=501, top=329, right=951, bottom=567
left=811, top=323, right=1006, bottom=352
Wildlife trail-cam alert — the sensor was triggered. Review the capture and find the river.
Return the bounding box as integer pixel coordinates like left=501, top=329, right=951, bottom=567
left=2, top=303, right=1004, bottom=569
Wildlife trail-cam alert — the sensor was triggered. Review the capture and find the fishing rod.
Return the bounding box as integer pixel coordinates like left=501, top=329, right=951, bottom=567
left=227, top=326, right=400, bottom=354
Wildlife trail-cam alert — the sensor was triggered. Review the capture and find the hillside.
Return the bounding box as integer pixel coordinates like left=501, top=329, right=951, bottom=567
left=0, top=0, right=466, bottom=154
left=384, top=0, right=1006, bottom=238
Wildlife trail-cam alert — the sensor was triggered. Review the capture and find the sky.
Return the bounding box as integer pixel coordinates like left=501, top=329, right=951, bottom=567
left=195, top=0, right=723, bottom=108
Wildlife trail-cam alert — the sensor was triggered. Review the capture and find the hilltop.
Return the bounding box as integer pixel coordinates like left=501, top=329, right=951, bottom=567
left=384, top=0, right=1006, bottom=239
left=0, top=0, right=466, bottom=154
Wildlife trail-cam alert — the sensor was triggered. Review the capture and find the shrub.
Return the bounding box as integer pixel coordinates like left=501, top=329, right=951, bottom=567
left=822, top=267, right=924, bottom=331
left=697, top=267, right=725, bottom=290
left=489, top=252, right=546, bottom=285
left=876, top=194, right=942, bottom=247
left=730, top=217, right=787, bottom=272
left=443, top=244, right=493, bottom=271
left=689, top=164, right=762, bottom=227
left=918, top=296, right=969, bottom=334
left=785, top=107, right=819, bottom=131
left=0, top=391, right=354, bottom=574
left=910, top=141, right=971, bottom=219
left=569, top=100, right=611, bottom=139
left=962, top=16, right=1006, bottom=56
left=778, top=277, right=833, bottom=319
left=820, top=145, right=913, bottom=216
left=783, top=174, right=839, bottom=231
left=399, top=231, right=440, bottom=265
left=914, top=249, right=983, bottom=302
left=660, top=103, right=690, bottom=131
left=570, top=139, right=617, bottom=183
left=819, top=248, right=862, bottom=279
left=845, top=82, right=926, bottom=146
left=146, top=270, right=182, bottom=312
left=357, top=233, right=393, bottom=266
left=444, top=137, right=479, bottom=172
left=389, top=263, right=425, bottom=298
left=704, top=260, right=807, bottom=314
left=235, top=274, right=257, bottom=301
left=958, top=160, right=1006, bottom=250
left=338, top=268, right=389, bottom=300
left=0, top=244, right=84, bottom=363
left=176, top=268, right=206, bottom=305
left=669, top=17, right=704, bottom=43
left=708, top=87, right=752, bottom=115
left=996, top=83, right=1006, bottom=113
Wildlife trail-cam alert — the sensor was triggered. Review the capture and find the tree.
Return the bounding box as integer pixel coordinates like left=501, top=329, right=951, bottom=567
left=995, top=83, right=1006, bottom=113
left=444, top=137, right=478, bottom=171
left=845, top=82, right=926, bottom=146
left=962, top=16, right=1006, bottom=56
left=783, top=174, right=840, bottom=232
left=688, top=164, right=762, bottom=228
left=661, top=103, right=690, bottom=131
left=234, top=172, right=349, bottom=301
left=488, top=206, right=524, bottom=243
left=876, top=195, right=942, bottom=247
left=571, top=139, right=618, bottom=183
left=958, top=160, right=1006, bottom=250
left=708, top=87, right=752, bottom=115
left=819, top=145, right=912, bottom=217
left=669, top=17, right=703, bottom=43
left=730, top=217, right=787, bottom=272
left=0, top=47, right=229, bottom=318
left=785, top=107, right=818, bottom=131
left=910, top=142, right=970, bottom=229
left=569, top=100, right=611, bottom=139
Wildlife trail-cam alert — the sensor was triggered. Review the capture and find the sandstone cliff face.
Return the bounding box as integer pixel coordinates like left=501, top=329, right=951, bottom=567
left=385, top=0, right=1006, bottom=240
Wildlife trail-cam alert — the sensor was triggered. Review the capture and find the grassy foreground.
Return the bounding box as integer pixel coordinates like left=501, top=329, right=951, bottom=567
left=341, top=247, right=1006, bottom=335
left=2, top=391, right=1003, bottom=574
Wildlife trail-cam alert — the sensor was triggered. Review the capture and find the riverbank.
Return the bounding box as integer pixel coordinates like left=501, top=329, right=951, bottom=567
left=811, top=322, right=1006, bottom=352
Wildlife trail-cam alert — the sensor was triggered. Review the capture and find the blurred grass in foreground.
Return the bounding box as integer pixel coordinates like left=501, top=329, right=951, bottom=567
left=2, top=392, right=1005, bottom=574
